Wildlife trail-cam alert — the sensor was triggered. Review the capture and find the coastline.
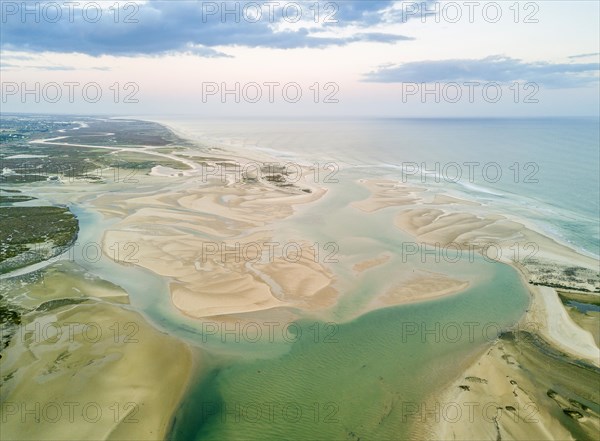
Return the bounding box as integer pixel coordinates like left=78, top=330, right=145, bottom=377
left=430, top=332, right=600, bottom=441
left=147, top=123, right=598, bottom=438
left=348, top=178, right=599, bottom=438
left=2, top=116, right=598, bottom=440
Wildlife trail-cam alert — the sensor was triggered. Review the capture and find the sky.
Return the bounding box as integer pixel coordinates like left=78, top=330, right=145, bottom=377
left=1, top=0, right=599, bottom=117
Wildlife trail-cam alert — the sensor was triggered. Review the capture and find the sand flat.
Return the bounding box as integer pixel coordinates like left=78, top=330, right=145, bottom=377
left=94, top=169, right=335, bottom=318
left=368, top=270, right=469, bottom=310
left=353, top=254, right=391, bottom=273
left=351, top=179, right=424, bottom=212
left=1, top=276, right=193, bottom=441
left=432, top=342, right=579, bottom=441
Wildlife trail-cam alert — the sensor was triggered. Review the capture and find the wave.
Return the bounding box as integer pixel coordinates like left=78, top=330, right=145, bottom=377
left=456, top=181, right=505, bottom=197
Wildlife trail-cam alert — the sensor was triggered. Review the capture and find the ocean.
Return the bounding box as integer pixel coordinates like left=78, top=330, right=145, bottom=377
left=160, top=117, right=600, bottom=259
left=157, top=117, right=597, bottom=439
left=13, top=115, right=594, bottom=439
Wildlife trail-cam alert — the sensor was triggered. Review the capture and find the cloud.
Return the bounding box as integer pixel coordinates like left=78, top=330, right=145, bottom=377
left=0, top=53, right=112, bottom=71
left=322, top=0, right=396, bottom=24
left=179, top=44, right=233, bottom=58
left=323, top=0, right=437, bottom=26
left=569, top=52, right=600, bottom=59
left=0, top=62, right=19, bottom=70
left=0, top=0, right=413, bottom=57
left=351, top=32, right=413, bottom=43
left=0, top=53, right=36, bottom=61
left=32, top=65, right=76, bottom=71
left=363, top=55, right=600, bottom=88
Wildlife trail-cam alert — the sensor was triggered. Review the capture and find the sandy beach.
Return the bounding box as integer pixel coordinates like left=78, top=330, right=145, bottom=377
left=352, top=178, right=600, bottom=439
left=526, top=285, right=599, bottom=366
left=430, top=336, right=599, bottom=441
left=0, top=262, right=194, bottom=441
left=353, top=253, right=391, bottom=273
left=3, top=123, right=597, bottom=441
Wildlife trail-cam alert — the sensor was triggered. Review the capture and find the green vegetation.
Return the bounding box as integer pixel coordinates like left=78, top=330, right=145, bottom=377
left=558, top=290, right=600, bottom=307
left=0, top=295, right=25, bottom=353
left=35, top=298, right=87, bottom=312
left=0, top=206, right=79, bottom=273
left=54, top=118, right=185, bottom=147
left=1, top=116, right=190, bottom=184
left=109, top=151, right=190, bottom=171
left=0, top=303, right=21, bottom=327
left=0, top=194, right=36, bottom=204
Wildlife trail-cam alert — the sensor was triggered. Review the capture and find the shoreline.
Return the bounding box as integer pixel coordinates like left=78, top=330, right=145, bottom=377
left=511, top=262, right=599, bottom=366
left=422, top=262, right=599, bottom=440
left=1, top=119, right=200, bottom=441
left=3, top=116, right=598, bottom=440
left=347, top=178, right=599, bottom=438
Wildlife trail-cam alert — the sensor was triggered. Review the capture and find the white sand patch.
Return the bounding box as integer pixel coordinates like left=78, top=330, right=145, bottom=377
left=4, top=154, right=48, bottom=159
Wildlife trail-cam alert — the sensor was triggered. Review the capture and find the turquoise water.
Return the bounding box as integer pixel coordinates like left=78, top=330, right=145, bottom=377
left=157, top=117, right=561, bottom=440
left=23, top=117, right=590, bottom=439
left=9, top=116, right=591, bottom=439
left=170, top=264, right=529, bottom=441
left=164, top=117, right=600, bottom=258
left=67, top=198, right=529, bottom=440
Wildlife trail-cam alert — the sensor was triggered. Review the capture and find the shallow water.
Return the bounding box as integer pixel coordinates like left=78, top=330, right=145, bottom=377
left=13, top=118, right=544, bottom=439
left=161, top=117, right=600, bottom=258
left=170, top=263, right=529, bottom=440
left=158, top=118, right=538, bottom=440
left=566, top=300, right=600, bottom=314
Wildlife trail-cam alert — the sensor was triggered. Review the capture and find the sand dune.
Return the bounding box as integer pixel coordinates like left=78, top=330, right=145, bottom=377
left=431, top=341, right=593, bottom=441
